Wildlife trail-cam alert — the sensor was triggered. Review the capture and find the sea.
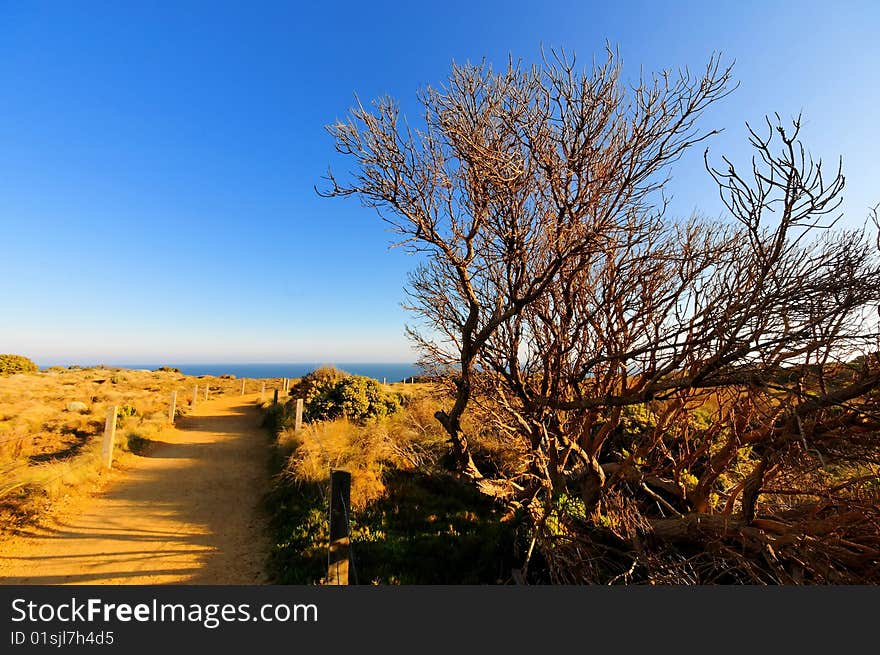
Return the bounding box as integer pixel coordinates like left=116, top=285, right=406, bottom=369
left=108, top=362, right=421, bottom=383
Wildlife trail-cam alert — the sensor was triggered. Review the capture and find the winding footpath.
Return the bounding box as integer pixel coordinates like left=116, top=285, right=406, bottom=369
left=0, top=394, right=270, bottom=584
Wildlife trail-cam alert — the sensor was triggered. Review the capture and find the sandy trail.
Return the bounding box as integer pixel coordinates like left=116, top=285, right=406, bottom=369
left=0, top=394, right=270, bottom=584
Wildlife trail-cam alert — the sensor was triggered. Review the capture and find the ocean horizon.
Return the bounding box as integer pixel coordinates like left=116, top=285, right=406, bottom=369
left=97, top=362, right=422, bottom=382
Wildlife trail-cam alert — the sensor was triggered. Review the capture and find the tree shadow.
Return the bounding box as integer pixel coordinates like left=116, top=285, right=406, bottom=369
left=353, top=470, right=519, bottom=584
left=268, top=469, right=520, bottom=585
left=28, top=429, right=90, bottom=464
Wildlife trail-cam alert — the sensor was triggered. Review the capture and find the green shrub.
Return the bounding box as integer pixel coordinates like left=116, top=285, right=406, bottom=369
left=116, top=404, right=138, bottom=421
left=0, top=354, right=38, bottom=376
left=292, top=366, right=403, bottom=423
left=337, top=376, right=402, bottom=420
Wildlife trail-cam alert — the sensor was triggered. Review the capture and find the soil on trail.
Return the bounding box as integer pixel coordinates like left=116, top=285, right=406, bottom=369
left=0, top=395, right=271, bottom=584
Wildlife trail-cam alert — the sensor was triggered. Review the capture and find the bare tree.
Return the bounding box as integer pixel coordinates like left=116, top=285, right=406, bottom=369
left=322, top=49, right=733, bottom=473
left=321, top=49, right=880, bottom=583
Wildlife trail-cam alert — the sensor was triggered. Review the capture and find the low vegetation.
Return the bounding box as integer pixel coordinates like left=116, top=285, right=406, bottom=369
left=265, top=367, right=523, bottom=584
left=0, top=354, right=38, bottom=376
left=292, top=366, right=405, bottom=422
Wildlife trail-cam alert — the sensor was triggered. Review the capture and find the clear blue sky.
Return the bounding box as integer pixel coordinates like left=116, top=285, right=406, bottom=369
left=1, top=1, right=878, bottom=365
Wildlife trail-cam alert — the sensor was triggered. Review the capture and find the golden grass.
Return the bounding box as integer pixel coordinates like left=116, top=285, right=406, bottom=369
left=270, top=378, right=533, bottom=510
left=275, top=395, right=449, bottom=509
left=0, top=367, right=283, bottom=531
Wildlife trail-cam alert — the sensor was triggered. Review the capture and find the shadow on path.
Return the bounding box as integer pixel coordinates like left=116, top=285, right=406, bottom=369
left=0, top=395, right=270, bottom=585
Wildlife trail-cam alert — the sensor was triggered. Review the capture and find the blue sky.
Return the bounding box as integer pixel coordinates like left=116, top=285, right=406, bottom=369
left=1, top=1, right=878, bottom=365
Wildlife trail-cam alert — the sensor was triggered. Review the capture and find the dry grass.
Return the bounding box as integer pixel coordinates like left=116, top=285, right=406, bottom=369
left=0, top=366, right=281, bottom=532
left=273, top=393, right=448, bottom=509
left=271, top=378, right=529, bottom=509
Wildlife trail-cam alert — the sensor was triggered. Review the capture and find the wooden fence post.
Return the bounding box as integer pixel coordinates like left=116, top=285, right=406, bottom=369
left=327, top=469, right=352, bottom=585
left=295, top=398, right=303, bottom=432
left=102, top=405, right=118, bottom=470
left=241, top=379, right=246, bottom=396
left=169, top=390, right=177, bottom=423
left=260, top=382, right=266, bottom=402
left=192, top=385, right=198, bottom=408
left=204, top=385, right=208, bottom=401
left=383, top=377, right=386, bottom=385
left=273, top=389, right=279, bottom=406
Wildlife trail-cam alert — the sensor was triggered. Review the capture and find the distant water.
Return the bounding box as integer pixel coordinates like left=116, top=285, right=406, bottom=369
left=112, top=362, right=421, bottom=382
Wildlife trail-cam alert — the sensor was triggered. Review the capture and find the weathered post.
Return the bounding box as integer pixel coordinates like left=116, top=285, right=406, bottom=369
left=192, top=385, right=198, bottom=408
left=241, top=379, right=246, bottom=396
left=260, top=381, right=266, bottom=402
left=327, top=469, right=352, bottom=585
left=169, top=390, right=177, bottom=423
left=273, top=389, right=279, bottom=406
left=383, top=377, right=386, bottom=385
left=204, top=385, right=209, bottom=401
left=102, top=405, right=118, bottom=470
left=295, top=398, right=303, bottom=432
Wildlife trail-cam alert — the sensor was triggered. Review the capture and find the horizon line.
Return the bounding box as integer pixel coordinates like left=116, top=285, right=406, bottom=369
left=36, top=359, right=418, bottom=366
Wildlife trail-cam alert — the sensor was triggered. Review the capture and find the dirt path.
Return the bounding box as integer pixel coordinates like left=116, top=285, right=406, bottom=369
left=0, top=394, right=271, bottom=584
